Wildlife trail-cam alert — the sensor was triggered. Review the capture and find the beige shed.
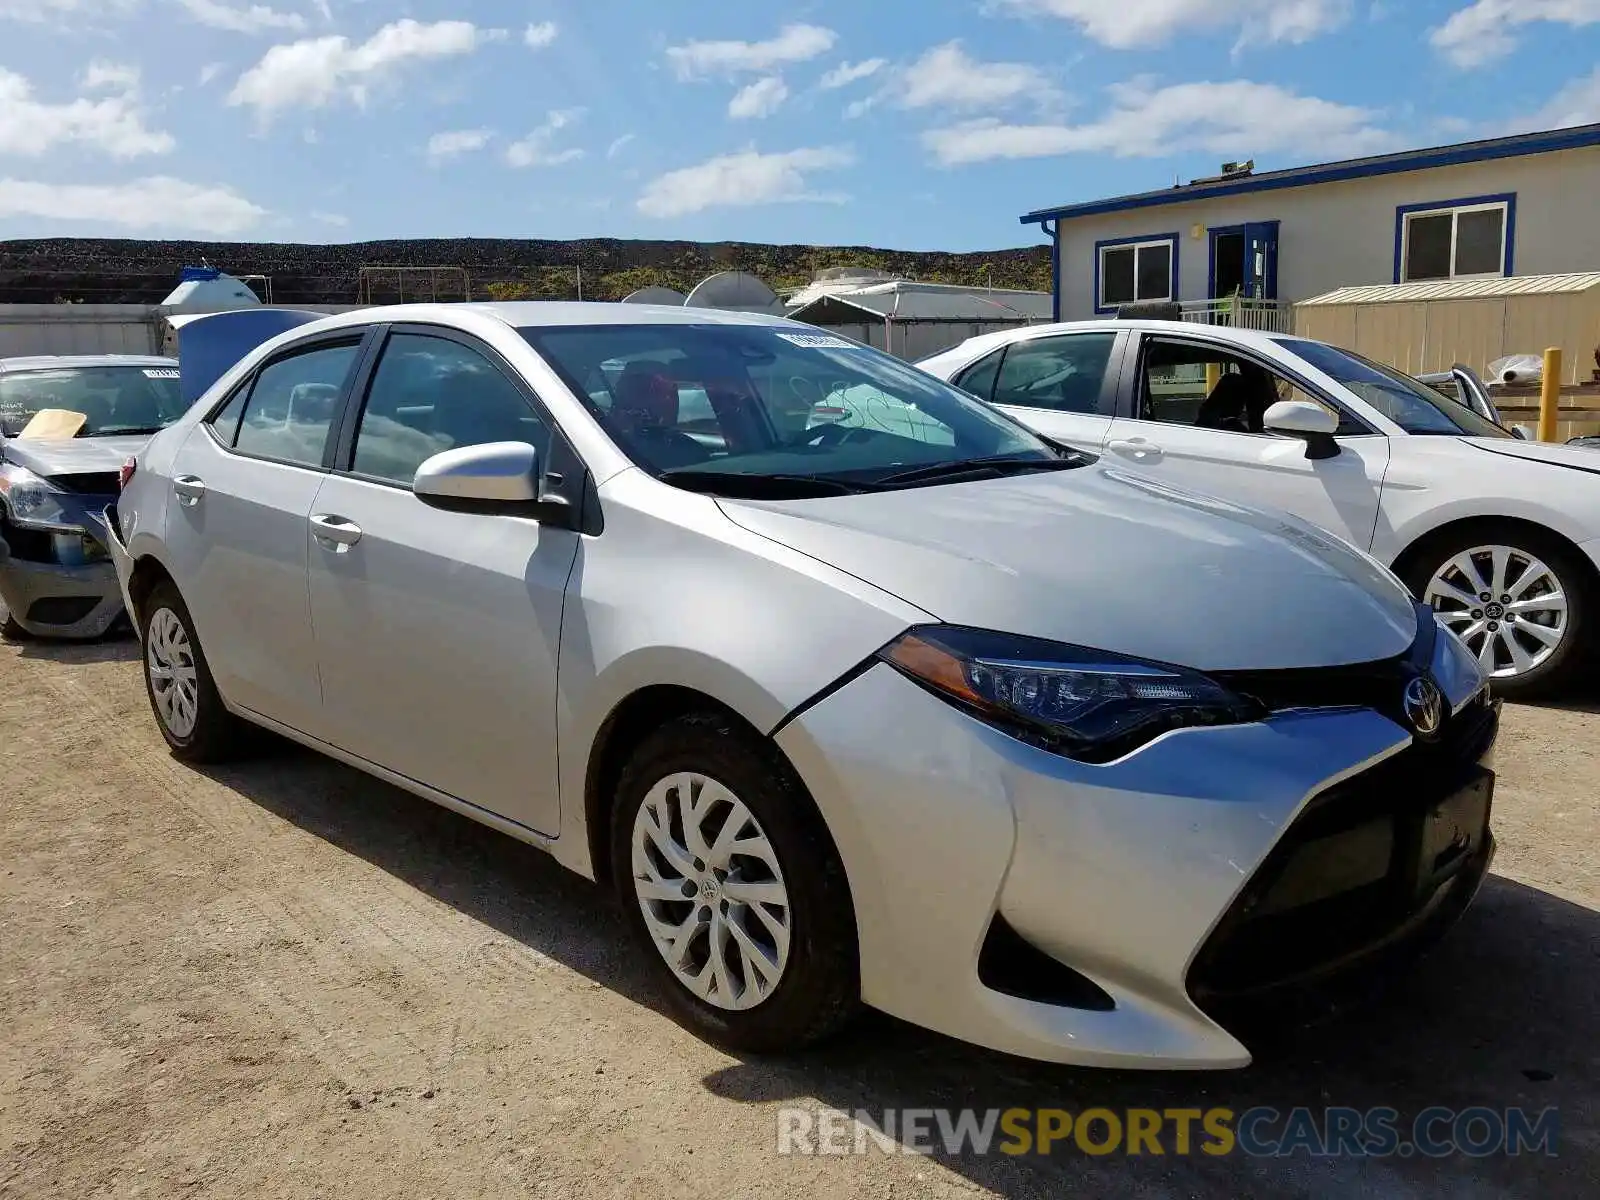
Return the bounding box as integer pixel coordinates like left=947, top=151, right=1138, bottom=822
left=1293, top=273, right=1600, bottom=385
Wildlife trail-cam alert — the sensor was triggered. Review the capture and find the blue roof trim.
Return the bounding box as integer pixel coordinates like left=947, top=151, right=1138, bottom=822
left=1020, top=123, right=1600, bottom=225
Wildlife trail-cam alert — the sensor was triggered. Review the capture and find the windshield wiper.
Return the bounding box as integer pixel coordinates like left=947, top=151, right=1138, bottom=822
left=871, top=455, right=1079, bottom=488
left=659, top=469, right=872, bottom=499
left=92, top=426, right=167, bottom=436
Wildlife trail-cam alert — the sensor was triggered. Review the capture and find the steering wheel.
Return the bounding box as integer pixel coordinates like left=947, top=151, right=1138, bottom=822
left=804, top=423, right=874, bottom=448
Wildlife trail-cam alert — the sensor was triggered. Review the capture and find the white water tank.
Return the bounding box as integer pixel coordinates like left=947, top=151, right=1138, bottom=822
left=160, top=266, right=263, bottom=314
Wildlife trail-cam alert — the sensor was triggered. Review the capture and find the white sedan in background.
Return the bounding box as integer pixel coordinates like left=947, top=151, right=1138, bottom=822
left=919, top=321, right=1598, bottom=698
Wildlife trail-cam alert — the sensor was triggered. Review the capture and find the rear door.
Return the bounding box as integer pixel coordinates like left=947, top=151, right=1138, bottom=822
left=1102, top=332, right=1390, bottom=551
left=305, top=325, right=579, bottom=836
left=953, top=330, right=1125, bottom=453
left=161, top=332, right=372, bottom=731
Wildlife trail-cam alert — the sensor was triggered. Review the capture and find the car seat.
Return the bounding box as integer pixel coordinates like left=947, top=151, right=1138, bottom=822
left=1195, top=373, right=1254, bottom=433
left=611, top=363, right=710, bottom=469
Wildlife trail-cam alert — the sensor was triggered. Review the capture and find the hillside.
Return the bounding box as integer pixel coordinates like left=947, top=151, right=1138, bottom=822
left=0, top=236, right=1053, bottom=305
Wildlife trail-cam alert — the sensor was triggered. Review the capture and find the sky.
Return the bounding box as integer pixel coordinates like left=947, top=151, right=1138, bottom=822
left=1, top=1, right=1599, bottom=251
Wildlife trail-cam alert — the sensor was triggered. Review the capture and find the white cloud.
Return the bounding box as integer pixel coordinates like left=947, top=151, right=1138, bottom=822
left=0, top=67, right=174, bottom=158
left=666, top=23, right=835, bottom=79
left=0, top=176, right=266, bottom=234
left=175, top=0, right=308, bottom=34
left=922, top=78, right=1394, bottom=164
left=891, top=40, right=1058, bottom=111
left=1431, top=0, right=1600, bottom=68
left=228, top=19, right=499, bottom=119
left=198, top=61, right=226, bottom=85
left=426, top=127, right=493, bottom=162
left=81, top=61, right=141, bottom=91
left=1511, top=65, right=1600, bottom=130
left=523, top=20, right=557, bottom=48
left=311, top=209, right=348, bottom=226
left=993, top=0, right=1350, bottom=48
left=505, top=108, right=584, bottom=167
left=819, top=59, right=885, bottom=89
left=728, top=76, right=788, bottom=120
left=636, top=145, right=853, bottom=217
left=606, top=132, right=635, bottom=158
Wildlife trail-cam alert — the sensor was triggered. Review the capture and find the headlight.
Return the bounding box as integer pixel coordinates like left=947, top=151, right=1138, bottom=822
left=0, top=463, right=79, bottom=532
left=879, top=625, right=1262, bottom=763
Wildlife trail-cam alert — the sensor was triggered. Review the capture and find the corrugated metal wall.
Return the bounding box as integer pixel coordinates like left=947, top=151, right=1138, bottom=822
left=1294, top=292, right=1600, bottom=383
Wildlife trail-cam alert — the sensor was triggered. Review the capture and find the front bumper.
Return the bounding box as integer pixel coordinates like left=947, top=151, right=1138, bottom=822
left=776, top=651, right=1495, bottom=1070
left=0, top=520, right=125, bottom=639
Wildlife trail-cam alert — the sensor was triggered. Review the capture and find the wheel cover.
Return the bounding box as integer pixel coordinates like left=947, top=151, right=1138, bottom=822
left=630, top=771, right=792, bottom=1011
left=146, top=607, right=200, bottom=738
left=1424, top=544, right=1569, bottom=680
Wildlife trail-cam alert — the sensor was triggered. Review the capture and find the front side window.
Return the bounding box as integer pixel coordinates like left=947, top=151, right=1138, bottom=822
left=522, top=324, right=1067, bottom=496
left=1138, top=338, right=1364, bottom=436
left=990, top=333, right=1117, bottom=414
left=1400, top=200, right=1509, bottom=282
left=1099, top=238, right=1174, bottom=310
left=0, top=364, right=185, bottom=437
left=351, top=334, right=549, bottom=485
left=1279, top=338, right=1513, bottom=438
left=232, top=341, right=360, bottom=467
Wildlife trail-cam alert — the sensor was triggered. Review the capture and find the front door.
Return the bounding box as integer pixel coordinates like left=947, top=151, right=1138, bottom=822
left=1209, top=222, right=1279, bottom=301
left=305, top=328, right=578, bottom=836
left=161, top=336, right=365, bottom=730
left=1103, top=333, right=1389, bottom=552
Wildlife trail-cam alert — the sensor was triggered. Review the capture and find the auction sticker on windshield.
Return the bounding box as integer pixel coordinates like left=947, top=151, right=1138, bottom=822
left=775, top=332, right=860, bottom=350
left=143, top=369, right=180, bottom=379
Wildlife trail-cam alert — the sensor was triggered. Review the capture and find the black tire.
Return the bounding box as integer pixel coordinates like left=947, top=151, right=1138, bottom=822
left=1404, top=523, right=1593, bottom=701
left=1, top=612, right=30, bottom=642
left=609, top=712, right=859, bottom=1053
left=139, top=580, right=249, bottom=762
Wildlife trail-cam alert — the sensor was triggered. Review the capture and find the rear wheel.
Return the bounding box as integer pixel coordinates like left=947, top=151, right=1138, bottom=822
left=610, top=713, right=858, bottom=1053
left=1408, top=525, right=1591, bottom=700
left=140, top=581, right=248, bottom=761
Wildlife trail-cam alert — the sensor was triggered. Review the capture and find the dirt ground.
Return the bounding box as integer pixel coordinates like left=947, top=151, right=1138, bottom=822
left=1, top=636, right=1596, bottom=1199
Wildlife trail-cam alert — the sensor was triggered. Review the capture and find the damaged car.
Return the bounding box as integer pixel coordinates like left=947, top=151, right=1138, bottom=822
left=0, top=354, right=185, bottom=639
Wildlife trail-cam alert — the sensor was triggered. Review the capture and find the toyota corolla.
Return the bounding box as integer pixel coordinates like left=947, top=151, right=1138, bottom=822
left=107, top=303, right=1498, bottom=1068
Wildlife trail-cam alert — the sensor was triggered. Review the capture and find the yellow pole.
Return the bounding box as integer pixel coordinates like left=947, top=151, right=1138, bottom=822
left=1538, top=346, right=1562, bottom=442
left=1205, top=362, right=1221, bottom=394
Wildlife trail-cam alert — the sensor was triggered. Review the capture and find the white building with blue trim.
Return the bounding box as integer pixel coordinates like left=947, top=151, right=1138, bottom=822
left=1022, top=123, right=1600, bottom=325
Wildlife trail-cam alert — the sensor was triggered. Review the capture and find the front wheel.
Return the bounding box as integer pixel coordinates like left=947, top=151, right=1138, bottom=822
left=610, top=713, right=858, bottom=1053
left=140, top=581, right=249, bottom=761
left=1409, top=526, right=1591, bottom=700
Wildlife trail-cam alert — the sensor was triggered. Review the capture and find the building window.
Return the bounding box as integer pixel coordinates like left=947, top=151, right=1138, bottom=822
left=1097, top=236, right=1177, bottom=311
left=1397, top=196, right=1513, bottom=283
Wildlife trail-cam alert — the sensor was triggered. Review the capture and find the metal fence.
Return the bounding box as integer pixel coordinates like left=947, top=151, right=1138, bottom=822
left=1179, top=297, right=1294, bottom=333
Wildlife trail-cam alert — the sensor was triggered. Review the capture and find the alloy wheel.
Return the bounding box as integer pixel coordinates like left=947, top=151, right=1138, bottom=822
left=1424, top=544, right=1568, bottom=679
left=146, top=607, right=200, bottom=738
left=630, top=771, right=792, bottom=1011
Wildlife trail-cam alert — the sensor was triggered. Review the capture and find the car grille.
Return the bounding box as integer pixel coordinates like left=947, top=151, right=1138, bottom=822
left=1187, top=689, right=1498, bottom=1006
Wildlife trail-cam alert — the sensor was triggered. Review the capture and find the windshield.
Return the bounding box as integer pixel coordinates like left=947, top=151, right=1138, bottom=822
left=520, top=324, right=1066, bottom=494
left=1279, top=339, right=1512, bottom=438
left=0, top=365, right=186, bottom=437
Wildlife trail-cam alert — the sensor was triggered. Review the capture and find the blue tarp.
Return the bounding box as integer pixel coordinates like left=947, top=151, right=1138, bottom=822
left=174, top=309, right=328, bottom=404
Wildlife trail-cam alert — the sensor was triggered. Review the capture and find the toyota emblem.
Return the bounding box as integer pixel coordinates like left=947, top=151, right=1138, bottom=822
left=1403, top=675, right=1445, bottom=739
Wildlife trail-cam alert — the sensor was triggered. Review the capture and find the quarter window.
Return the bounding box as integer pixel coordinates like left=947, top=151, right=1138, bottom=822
left=990, top=333, right=1117, bottom=414
left=953, top=348, right=1003, bottom=402
left=1099, top=238, right=1174, bottom=310
left=233, top=341, right=360, bottom=467
left=351, top=333, right=549, bottom=486
left=1401, top=200, right=1509, bottom=282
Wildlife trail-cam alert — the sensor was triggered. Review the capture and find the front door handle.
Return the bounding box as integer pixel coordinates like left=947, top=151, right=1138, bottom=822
left=309, top=513, right=363, bottom=552
left=1107, top=438, right=1164, bottom=464
left=173, top=475, right=206, bottom=506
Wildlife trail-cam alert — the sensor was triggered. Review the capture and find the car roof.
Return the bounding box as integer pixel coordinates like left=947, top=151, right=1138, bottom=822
left=939, top=319, right=1303, bottom=360
left=288, top=301, right=803, bottom=338
left=0, top=354, right=178, bottom=372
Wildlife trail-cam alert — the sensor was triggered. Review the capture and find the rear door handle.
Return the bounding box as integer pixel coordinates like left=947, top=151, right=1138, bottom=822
left=173, top=475, right=206, bottom=506
left=1107, top=438, right=1164, bottom=464
left=309, top=513, right=363, bottom=551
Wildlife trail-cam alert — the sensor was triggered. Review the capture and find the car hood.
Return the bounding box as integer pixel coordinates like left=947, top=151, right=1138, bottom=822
left=1461, top=436, right=1600, bottom=473
left=1, top=434, right=151, bottom=480
left=718, top=465, right=1418, bottom=671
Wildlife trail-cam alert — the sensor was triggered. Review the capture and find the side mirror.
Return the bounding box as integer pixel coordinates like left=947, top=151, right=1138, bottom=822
left=1264, top=399, right=1341, bottom=461
left=414, top=440, right=556, bottom=515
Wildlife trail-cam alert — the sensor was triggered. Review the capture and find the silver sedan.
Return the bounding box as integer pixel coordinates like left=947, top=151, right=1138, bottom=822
left=108, top=302, right=1497, bottom=1068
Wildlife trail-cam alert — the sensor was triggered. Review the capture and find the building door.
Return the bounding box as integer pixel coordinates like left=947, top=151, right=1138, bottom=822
left=1210, top=222, right=1279, bottom=300
left=1211, top=229, right=1246, bottom=299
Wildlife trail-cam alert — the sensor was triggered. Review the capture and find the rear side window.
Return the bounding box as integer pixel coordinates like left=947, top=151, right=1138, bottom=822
left=208, top=382, right=250, bottom=446
left=350, top=333, right=549, bottom=486
left=233, top=341, right=360, bottom=467
left=991, top=333, right=1117, bottom=414
left=953, top=349, right=1003, bottom=402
